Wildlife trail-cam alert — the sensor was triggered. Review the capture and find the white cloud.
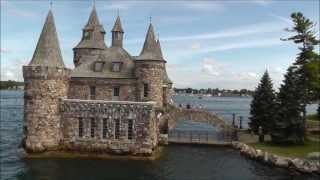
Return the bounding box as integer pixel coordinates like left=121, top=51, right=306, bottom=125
left=201, top=58, right=225, bottom=76
left=251, top=0, right=273, bottom=6
left=191, top=38, right=284, bottom=54
left=269, top=13, right=292, bottom=24
left=237, top=72, right=259, bottom=80
left=191, top=42, right=201, bottom=50
left=127, top=21, right=285, bottom=44
left=0, top=48, right=12, bottom=53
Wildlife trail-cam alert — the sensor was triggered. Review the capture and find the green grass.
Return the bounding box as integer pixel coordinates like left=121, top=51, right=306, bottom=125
left=307, top=114, right=320, bottom=121
left=250, top=140, right=320, bottom=158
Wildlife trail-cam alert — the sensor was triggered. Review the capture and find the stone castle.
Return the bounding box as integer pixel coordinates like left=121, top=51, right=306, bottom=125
left=22, top=6, right=173, bottom=156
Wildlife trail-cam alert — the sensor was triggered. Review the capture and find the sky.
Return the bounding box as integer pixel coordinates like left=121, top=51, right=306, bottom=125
left=1, top=0, right=319, bottom=90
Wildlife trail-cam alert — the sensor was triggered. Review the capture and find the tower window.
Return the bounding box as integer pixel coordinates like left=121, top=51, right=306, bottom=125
left=128, top=119, right=133, bottom=140
left=84, top=31, right=90, bottom=39
left=90, top=118, right=96, bottom=138
left=144, top=83, right=149, bottom=97
left=112, top=62, right=122, bottom=72
left=93, top=61, right=104, bottom=72
left=90, top=86, right=96, bottom=100
left=115, top=119, right=120, bottom=139
left=78, top=118, right=83, bottom=138
left=102, top=118, right=108, bottom=139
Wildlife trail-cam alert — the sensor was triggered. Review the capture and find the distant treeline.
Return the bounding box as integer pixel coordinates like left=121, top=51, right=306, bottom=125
left=174, top=88, right=254, bottom=96
left=0, top=80, right=24, bottom=90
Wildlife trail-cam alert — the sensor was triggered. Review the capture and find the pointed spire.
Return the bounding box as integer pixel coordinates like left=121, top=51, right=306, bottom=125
left=138, top=23, right=164, bottom=61
left=86, top=5, right=100, bottom=27
left=112, top=15, right=124, bottom=33
left=74, top=4, right=106, bottom=49
left=29, top=10, right=65, bottom=67
left=156, top=38, right=163, bottom=58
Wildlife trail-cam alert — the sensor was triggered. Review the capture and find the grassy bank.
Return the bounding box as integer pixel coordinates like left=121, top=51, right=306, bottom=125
left=250, top=140, right=320, bottom=158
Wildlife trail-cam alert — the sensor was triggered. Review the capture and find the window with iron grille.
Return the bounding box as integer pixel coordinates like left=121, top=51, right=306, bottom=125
left=115, top=119, right=120, bottom=139
left=127, top=119, right=133, bottom=140
left=78, top=118, right=83, bottom=138
left=90, top=118, right=96, bottom=138
left=90, top=86, right=96, bottom=100
left=102, top=118, right=108, bottom=139
left=143, top=83, right=149, bottom=97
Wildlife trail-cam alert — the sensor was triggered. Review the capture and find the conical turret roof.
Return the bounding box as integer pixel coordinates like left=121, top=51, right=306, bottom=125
left=29, top=10, right=65, bottom=67
left=74, top=5, right=106, bottom=49
left=112, top=16, right=124, bottom=33
left=137, top=23, right=164, bottom=61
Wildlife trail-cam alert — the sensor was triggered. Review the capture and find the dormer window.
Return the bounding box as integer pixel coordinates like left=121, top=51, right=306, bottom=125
left=112, top=61, right=122, bottom=72
left=84, top=31, right=91, bottom=39
left=93, top=61, right=104, bottom=72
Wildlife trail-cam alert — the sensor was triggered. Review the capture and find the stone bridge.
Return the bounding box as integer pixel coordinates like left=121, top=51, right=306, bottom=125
left=159, top=105, right=232, bottom=134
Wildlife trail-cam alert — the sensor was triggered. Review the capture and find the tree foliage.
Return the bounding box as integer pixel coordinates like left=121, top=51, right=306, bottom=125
left=271, top=67, right=304, bottom=143
left=249, top=71, right=277, bottom=134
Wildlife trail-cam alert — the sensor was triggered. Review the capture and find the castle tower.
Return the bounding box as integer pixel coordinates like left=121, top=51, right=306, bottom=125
left=135, top=23, right=166, bottom=108
left=23, top=10, right=70, bottom=152
left=111, top=16, right=124, bottom=47
left=73, top=5, right=106, bottom=67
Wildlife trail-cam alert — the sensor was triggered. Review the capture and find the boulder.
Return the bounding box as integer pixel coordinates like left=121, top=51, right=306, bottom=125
left=274, top=156, right=290, bottom=168
left=307, top=152, right=320, bottom=161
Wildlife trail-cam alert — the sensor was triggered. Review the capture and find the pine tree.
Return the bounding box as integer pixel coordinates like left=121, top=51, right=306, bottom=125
left=272, top=66, right=304, bottom=143
left=249, top=71, right=277, bottom=134
left=281, top=12, right=320, bottom=137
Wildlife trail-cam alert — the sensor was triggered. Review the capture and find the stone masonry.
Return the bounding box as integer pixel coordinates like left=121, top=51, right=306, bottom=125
left=22, top=6, right=173, bottom=156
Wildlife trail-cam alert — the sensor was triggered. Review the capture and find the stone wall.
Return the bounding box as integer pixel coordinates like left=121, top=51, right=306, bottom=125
left=23, top=66, right=70, bottom=153
left=135, top=61, right=165, bottom=108
left=60, top=99, right=158, bottom=155
left=68, top=78, right=137, bottom=101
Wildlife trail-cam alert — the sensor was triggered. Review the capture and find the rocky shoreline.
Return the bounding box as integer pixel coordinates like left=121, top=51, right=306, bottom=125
left=232, top=141, right=320, bottom=175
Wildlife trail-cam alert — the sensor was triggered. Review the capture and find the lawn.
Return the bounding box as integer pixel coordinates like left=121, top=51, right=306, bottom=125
left=250, top=140, right=320, bottom=158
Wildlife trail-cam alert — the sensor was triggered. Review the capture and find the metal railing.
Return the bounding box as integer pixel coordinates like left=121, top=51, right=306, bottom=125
left=168, top=129, right=237, bottom=144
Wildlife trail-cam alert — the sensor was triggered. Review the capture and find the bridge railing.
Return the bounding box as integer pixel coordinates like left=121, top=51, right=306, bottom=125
left=168, top=129, right=237, bottom=144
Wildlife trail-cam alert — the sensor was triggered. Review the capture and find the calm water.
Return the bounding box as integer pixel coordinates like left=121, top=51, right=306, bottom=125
left=0, top=90, right=318, bottom=180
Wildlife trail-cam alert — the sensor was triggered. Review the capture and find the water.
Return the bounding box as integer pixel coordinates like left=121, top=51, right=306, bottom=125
left=173, top=94, right=318, bottom=128
left=0, top=90, right=319, bottom=180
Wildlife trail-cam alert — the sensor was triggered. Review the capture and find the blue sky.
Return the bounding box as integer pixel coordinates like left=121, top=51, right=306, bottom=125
left=1, top=0, right=319, bottom=90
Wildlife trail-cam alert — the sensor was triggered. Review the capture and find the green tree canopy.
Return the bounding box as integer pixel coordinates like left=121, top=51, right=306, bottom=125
left=249, top=71, right=277, bottom=134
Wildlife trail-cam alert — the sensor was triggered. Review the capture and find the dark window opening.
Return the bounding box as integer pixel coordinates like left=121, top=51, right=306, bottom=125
left=90, top=86, right=96, bottom=100
left=113, top=87, right=120, bottom=97
left=79, top=118, right=83, bottom=138
left=128, top=119, right=133, bottom=140
left=102, top=118, right=108, bottom=139
left=90, top=118, right=96, bottom=138
left=143, top=83, right=149, bottom=97
left=115, top=119, right=120, bottom=139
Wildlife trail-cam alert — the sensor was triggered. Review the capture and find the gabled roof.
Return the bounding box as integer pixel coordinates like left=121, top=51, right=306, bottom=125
left=28, top=10, right=65, bottom=68
left=112, top=16, right=124, bottom=33
left=136, top=23, right=164, bottom=61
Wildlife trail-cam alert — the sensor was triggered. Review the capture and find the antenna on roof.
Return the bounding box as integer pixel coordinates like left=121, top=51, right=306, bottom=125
left=149, top=15, right=152, bottom=24
left=117, top=8, right=119, bottom=16
left=93, top=0, right=96, bottom=7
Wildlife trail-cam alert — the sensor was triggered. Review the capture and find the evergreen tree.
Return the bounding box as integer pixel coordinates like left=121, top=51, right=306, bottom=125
left=281, top=12, right=320, bottom=137
left=271, top=67, right=304, bottom=143
left=249, top=71, right=277, bottom=134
